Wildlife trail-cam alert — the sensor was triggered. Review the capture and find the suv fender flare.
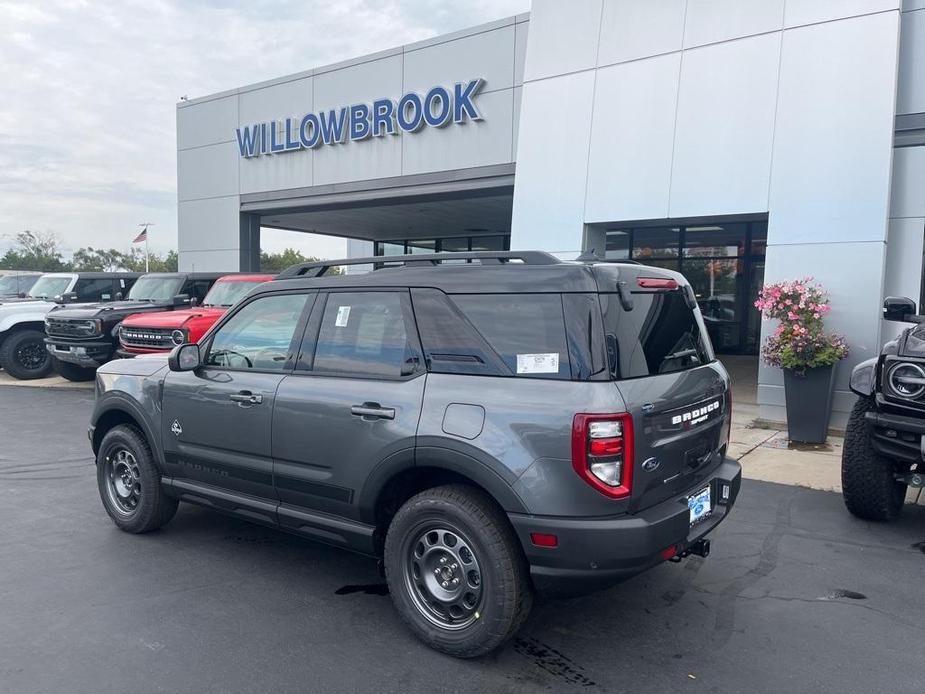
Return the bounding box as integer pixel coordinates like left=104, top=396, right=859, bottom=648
left=91, top=394, right=166, bottom=473
left=0, top=315, right=46, bottom=335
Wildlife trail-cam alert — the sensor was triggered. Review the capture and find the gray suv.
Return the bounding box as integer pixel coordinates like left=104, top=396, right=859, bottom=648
left=89, top=251, right=741, bottom=657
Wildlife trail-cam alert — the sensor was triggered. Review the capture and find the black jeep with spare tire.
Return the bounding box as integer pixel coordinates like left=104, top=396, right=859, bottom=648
left=843, top=296, right=925, bottom=520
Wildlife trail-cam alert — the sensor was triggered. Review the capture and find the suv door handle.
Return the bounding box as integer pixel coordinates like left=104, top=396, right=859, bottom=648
left=350, top=403, right=395, bottom=420
left=230, top=391, right=263, bottom=405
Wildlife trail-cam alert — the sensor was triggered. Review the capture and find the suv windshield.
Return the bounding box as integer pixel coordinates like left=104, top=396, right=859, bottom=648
left=27, top=276, right=72, bottom=299
left=127, top=277, right=184, bottom=302
left=601, top=289, right=713, bottom=379
left=0, top=275, right=30, bottom=295
left=202, top=280, right=263, bottom=307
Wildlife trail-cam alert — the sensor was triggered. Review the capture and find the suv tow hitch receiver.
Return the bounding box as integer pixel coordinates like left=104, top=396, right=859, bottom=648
left=669, top=538, right=711, bottom=563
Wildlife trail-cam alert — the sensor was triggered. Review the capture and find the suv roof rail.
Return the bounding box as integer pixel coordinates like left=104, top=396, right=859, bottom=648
left=276, top=250, right=562, bottom=278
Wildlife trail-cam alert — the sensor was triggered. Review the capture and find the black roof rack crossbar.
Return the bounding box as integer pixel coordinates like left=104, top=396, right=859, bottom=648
left=276, top=250, right=562, bottom=278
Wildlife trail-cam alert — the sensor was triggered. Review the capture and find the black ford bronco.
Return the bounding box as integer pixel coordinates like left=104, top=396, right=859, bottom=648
left=89, top=251, right=741, bottom=657
left=45, top=272, right=222, bottom=381
left=843, top=296, right=925, bottom=520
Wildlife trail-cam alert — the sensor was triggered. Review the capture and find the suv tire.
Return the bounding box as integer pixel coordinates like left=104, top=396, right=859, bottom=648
left=842, top=396, right=906, bottom=521
left=0, top=329, right=53, bottom=379
left=54, top=358, right=96, bottom=382
left=96, top=424, right=179, bottom=533
left=384, top=484, right=533, bottom=658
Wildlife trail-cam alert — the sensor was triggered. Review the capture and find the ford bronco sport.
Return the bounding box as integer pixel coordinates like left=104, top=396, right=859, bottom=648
left=0, top=272, right=140, bottom=380
left=45, top=272, right=223, bottom=381
left=89, top=251, right=741, bottom=657
left=117, top=274, right=274, bottom=356
left=842, top=296, right=925, bottom=520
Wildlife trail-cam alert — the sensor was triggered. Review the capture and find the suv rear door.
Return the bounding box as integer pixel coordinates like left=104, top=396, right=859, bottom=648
left=272, top=289, right=425, bottom=531
left=599, top=269, right=730, bottom=512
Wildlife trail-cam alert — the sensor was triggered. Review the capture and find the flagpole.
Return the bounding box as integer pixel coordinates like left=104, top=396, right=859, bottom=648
left=138, top=222, right=153, bottom=272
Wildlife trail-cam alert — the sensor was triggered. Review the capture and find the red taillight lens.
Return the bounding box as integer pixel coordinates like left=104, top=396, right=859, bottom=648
left=637, top=277, right=678, bottom=290
left=571, top=413, right=634, bottom=499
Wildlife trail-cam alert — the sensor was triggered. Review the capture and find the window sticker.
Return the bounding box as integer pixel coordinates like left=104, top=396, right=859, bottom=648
left=335, top=305, right=351, bottom=327
left=516, top=352, right=559, bottom=374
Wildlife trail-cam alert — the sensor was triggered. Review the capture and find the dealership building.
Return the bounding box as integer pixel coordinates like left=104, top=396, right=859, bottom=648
left=176, top=0, right=925, bottom=427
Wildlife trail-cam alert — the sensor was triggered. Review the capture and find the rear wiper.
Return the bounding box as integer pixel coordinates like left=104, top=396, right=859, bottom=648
left=663, top=348, right=699, bottom=362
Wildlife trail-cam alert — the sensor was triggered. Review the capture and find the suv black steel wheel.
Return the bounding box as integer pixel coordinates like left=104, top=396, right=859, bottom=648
left=384, top=484, right=532, bottom=658
left=97, top=424, right=178, bottom=533
left=0, top=329, right=53, bottom=379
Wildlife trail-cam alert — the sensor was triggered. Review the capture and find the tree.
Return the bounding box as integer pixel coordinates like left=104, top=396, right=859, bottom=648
left=120, top=248, right=178, bottom=272
left=0, top=230, right=68, bottom=271
left=259, top=248, right=341, bottom=274
left=71, top=247, right=129, bottom=272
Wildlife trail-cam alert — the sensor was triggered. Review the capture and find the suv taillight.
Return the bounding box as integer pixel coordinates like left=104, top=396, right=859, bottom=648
left=571, top=413, right=634, bottom=498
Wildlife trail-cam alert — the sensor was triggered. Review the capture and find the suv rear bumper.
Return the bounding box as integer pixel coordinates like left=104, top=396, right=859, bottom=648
left=45, top=338, right=112, bottom=368
left=508, top=457, right=741, bottom=598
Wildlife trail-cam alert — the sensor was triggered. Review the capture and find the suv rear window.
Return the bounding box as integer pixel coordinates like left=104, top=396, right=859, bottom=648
left=600, top=289, right=713, bottom=379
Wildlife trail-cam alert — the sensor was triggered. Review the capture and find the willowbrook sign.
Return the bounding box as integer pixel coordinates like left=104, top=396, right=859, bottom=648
left=235, top=78, right=484, bottom=158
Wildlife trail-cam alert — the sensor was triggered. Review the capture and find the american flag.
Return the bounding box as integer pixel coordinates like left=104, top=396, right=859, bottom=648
left=133, top=228, right=148, bottom=243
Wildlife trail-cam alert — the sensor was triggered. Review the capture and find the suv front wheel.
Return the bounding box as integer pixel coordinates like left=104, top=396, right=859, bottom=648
left=0, top=329, right=53, bottom=379
left=384, top=484, right=533, bottom=658
left=97, top=424, right=179, bottom=533
left=842, top=396, right=907, bottom=521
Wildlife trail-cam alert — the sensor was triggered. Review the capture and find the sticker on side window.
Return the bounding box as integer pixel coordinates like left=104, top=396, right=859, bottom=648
left=335, top=305, right=351, bottom=327
left=516, top=353, right=559, bottom=374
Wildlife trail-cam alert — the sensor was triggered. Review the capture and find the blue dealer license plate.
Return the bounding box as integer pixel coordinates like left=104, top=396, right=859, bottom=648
left=688, top=486, right=712, bottom=525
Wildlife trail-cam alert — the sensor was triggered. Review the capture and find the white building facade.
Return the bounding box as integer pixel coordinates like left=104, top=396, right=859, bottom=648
left=176, top=0, right=925, bottom=427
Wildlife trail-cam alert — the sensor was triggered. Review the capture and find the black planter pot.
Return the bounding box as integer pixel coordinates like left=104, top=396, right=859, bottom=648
left=783, top=365, right=837, bottom=444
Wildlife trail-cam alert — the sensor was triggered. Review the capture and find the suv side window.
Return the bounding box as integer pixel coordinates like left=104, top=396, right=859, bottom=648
left=184, top=279, right=213, bottom=302
left=204, top=293, right=310, bottom=371
left=450, top=293, right=571, bottom=380
left=113, top=277, right=135, bottom=299
left=73, top=278, right=114, bottom=302
left=310, top=292, right=418, bottom=379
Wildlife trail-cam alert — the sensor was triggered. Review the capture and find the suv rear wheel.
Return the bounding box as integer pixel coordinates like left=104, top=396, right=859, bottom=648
left=842, top=396, right=906, bottom=521
left=383, top=484, right=532, bottom=658
left=0, top=329, right=53, bottom=379
left=53, top=358, right=96, bottom=382
left=97, top=424, right=179, bottom=533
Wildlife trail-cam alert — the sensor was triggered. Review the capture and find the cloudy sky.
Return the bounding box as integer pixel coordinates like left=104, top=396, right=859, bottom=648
left=0, top=0, right=529, bottom=261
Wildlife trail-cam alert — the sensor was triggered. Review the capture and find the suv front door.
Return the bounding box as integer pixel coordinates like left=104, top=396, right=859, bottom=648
left=161, top=291, right=313, bottom=521
left=272, top=290, right=425, bottom=533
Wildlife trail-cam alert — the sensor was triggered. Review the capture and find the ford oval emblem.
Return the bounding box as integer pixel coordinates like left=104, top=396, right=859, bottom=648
left=642, top=457, right=660, bottom=472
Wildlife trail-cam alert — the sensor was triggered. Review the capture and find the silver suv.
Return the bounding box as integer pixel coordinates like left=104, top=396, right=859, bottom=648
left=89, top=251, right=741, bottom=657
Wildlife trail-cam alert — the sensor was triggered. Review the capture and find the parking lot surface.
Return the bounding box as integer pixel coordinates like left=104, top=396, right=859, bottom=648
left=0, top=385, right=922, bottom=694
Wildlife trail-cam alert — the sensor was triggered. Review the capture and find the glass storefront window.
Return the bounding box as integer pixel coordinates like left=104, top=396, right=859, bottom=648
left=605, top=230, right=630, bottom=259
left=750, top=222, right=768, bottom=257
left=407, top=240, right=436, bottom=254
left=441, top=237, right=469, bottom=253
left=682, top=258, right=743, bottom=353
left=683, top=224, right=747, bottom=257
left=470, top=236, right=507, bottom=252
left=633, top=227, right=680, bottom=260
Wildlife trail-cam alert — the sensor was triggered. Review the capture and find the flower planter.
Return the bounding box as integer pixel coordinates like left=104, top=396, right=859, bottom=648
left=783, top=364, right=837, bottom=444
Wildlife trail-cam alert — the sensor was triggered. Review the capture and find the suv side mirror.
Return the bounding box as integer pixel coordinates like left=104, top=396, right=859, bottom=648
left=168, top=343, right=200, bottom=371
left=883, top=296, right=918, bottom=322
left=115, top=292, right=123, bottom=301
left=190, top=297, right=199, bottom=307
left=172, top=293, right=191, bottom=306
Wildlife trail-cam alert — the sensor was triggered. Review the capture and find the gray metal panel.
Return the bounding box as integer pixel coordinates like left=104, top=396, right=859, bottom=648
left=238, top=76, right=313, bottom=128
left=510, top=72, right=595, bottom=254
left=240, top=146, right=314, bottom=195
left=177, top=142, right=239, bottom=202
left=402, top=23, right=515, bottom=94
left=585, top=53, right=681, bottom=222
left=312, top=54, right=403, bottom=186
left=514, top=20, right=528, bottom=86
left=784, top=0, right=900, bottom=27
left=401, top=89, right=515, bottom=175
left=683, top=0, right=785, bottom=49
left=669, top=33, right=780, bottom=218
left=177, top=249, right=241, bottom=272
left=177, top=94, right=237, bottom=150
left=898, top=7, right=925, bottom=115
left=178, top=197, right=242, bottom=253
left=768, top=11, right=900, bottom=244
left=597, top=0, right=685, bottom=65
left=523, top=0, right=603, bottom=81
left=891, top=145, right=925, bottom=217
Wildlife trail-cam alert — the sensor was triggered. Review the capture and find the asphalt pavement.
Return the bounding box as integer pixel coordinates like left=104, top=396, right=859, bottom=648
left=0, top=385, right=922, bottom=694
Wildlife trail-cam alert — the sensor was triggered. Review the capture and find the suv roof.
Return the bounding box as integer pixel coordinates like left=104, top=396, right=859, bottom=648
left=137, top=272, right=227, bottom=280
left=270, top=251, right=676, bottom=295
